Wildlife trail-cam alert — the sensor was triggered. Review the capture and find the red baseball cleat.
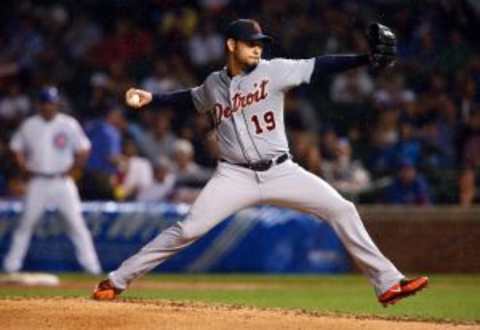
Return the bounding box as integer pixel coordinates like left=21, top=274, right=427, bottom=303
left=92, top=279, right=123, bottom=301
left=378, top=276, right=429, bottom=307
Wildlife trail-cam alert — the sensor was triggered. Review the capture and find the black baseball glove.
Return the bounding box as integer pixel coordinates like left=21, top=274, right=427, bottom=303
left=367, top=23, right=397, bottom=69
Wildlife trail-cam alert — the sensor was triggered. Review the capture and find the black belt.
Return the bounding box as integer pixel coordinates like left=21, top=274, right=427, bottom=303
left=221, top=153, right=289, bottom=172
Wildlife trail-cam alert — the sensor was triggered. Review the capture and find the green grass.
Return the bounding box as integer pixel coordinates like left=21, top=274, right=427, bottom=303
left=1, top=273, right=479, bottom=324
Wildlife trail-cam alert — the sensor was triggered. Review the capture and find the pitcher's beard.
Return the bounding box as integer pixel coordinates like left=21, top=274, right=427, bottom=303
left=244, top=62, right=258, bottom=73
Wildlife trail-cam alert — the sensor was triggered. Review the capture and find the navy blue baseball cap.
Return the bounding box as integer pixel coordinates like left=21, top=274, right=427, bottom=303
left=38, top=86, right=60, bottom=103
left=225, top=19, right=273, bottom=43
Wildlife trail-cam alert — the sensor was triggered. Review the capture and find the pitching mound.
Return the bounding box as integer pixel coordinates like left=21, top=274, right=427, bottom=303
left=0, top=298, right=477, bottom=330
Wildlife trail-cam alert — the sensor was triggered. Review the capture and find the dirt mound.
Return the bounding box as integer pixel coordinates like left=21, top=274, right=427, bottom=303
left=0, top=298, right=478, bottom=330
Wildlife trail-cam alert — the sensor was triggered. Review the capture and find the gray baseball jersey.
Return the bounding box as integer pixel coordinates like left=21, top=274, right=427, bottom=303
left=191, top=58, right=315, bottom=163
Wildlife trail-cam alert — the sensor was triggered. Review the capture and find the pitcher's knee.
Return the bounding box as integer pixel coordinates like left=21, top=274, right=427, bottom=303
left=177, top=222, right=203, bottom=244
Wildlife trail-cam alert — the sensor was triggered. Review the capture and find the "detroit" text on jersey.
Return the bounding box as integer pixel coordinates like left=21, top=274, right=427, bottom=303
left=214, top=79, right=269, bottom=124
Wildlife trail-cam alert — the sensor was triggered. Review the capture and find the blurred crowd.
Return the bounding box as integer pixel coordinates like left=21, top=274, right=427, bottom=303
left=0, top=0, right=479, bottom=206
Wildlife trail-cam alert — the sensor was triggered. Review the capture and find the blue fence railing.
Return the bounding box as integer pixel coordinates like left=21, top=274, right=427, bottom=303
left=0, top=202, right=351, bottom=273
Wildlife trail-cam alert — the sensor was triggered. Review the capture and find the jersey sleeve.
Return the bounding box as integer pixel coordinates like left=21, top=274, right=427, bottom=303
left=190, top=77, right=213, bottom=113
left=71, top=119, right=91, bottom=152
left=9, top=124, right=26, bottom=152
left=269, top=58, right=315, bottom=91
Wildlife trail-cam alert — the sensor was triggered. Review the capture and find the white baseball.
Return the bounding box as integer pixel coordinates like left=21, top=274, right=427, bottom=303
left=129, top=94, right=141, bottom=107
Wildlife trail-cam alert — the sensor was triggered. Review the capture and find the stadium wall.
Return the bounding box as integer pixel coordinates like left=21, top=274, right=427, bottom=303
left=0, top=202, right=478, bottom=273
left=360, top=207, right=480, bottom=273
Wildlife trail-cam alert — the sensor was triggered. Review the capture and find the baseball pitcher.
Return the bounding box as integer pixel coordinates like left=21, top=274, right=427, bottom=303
left=93, top=19, right=427, bottom=306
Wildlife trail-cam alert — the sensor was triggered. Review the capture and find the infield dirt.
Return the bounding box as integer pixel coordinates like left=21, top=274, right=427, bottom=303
left=1, top=297, right=478, bottom=330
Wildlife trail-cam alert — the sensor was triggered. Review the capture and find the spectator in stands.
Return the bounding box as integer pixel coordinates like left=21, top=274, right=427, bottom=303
left=64, top=13, right=102, bottom=61
left=419, top=96, right=457, bottom=169
left=155, top=7, right=197, bottom=54
left=133, top=111, right=178, bottom=162
left=172, top=139, right=212, bottom=188
left=0, top=81, right=30, bottom=128
left=421, top=74, right=449, bottom=121
left=459, top=108, right=480, bottom=206
left=453, top=71, right=477, bottom=123
left=141, top=57, right=182, bottom=95
left=169, top=53, right=198, bottom=87
left=188, top=19, right=224, bottom=74
left=467, top=55, right=480, bottom=102
left=373, top=73, right=415, bottom=110
left=115, top=138, right=153, bottom=201
left=383, top=159, right=431, bottom=205
left=392, top=121, right=422, bottom=167
left=168, top=139, right=213, bottom=203
left=330, top=68, right=374, bottom=104
left=323, top=138, right=371, bottom=195
left=374, top=109, right=400, bottom=146
left=320, top=127, right=340, bottom=162
left=106, top=61, right=135, bottom=100
left=136, top=157, right=176, bottom=202
left=346, top=124, right=370, bottom=163
left=420, top=120, right=453, bottom=170
left=410, top=24, right=438, bottom=73
left=86, top=72, right=115, bottom=120
left=0, top=10, right=45, bottom=77
left=82, top=107, right=125, bottom=199
left=438, top=29, right=473, bottom=75
left=367, top=111, right=399, bottom=176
